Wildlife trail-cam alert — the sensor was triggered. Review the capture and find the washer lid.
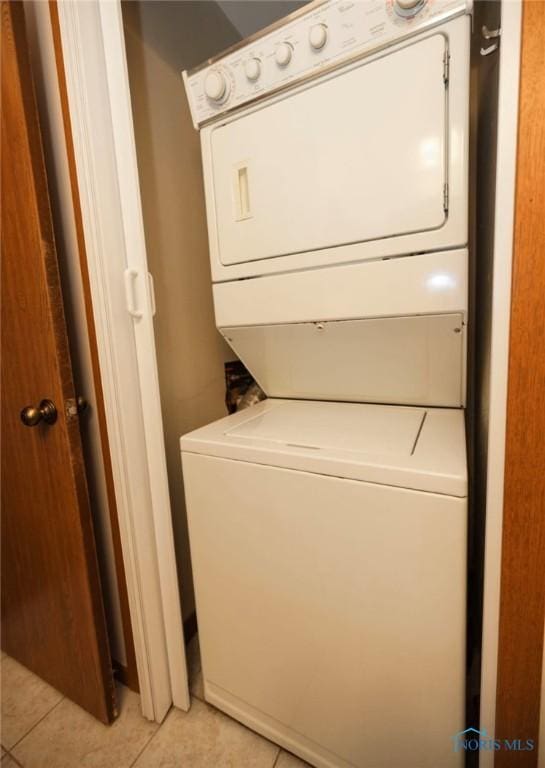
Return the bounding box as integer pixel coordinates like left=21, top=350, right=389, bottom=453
left=180, top=399, right=467, bottom=498
left=225, top=400, right=425, bottom=457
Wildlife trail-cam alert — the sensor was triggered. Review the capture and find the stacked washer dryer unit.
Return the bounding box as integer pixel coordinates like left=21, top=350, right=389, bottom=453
left=181, top=1, right=470, bottom=766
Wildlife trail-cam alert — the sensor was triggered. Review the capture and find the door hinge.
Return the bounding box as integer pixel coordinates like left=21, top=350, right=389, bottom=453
left=443, top=183, right=449, bottom=213
left=443, top=51, right=450, bottom=85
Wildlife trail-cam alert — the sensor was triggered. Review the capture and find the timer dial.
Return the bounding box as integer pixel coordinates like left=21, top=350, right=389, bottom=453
left=204, top=69, right=229, bottom=102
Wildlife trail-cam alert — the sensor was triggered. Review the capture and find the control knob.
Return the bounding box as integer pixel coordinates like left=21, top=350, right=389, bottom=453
left=309, top=23, right=328, bottom=50
left=275, top=42, right=293, bottom=67
left=393, top=0, right=426, bottom=16
left=244, top=58, right=262, bottom=82
left=204, top=69, right=229, bottom=102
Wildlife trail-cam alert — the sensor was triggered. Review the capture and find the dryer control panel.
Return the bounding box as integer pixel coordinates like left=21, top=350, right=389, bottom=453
left=183, top=0, right=470, bottom=128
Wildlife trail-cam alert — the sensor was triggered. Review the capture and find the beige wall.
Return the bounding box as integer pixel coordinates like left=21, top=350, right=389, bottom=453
left=122, top=2, right=239, bottom=620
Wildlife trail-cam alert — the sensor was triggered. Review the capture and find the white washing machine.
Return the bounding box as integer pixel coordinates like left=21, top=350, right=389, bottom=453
left=181, top=1, right=470, bottom=765
left=181, top=400, right=467, bottom=768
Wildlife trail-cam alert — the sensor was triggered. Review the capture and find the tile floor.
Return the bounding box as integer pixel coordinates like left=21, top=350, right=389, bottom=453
left=1, top=637, right=309, bottom=768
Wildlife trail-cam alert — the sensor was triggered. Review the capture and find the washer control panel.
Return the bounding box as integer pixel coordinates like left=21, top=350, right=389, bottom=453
left=183, top=0, right=470, bottom=127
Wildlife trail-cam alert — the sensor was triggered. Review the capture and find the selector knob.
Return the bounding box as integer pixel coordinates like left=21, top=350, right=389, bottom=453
left=204, top=69, right=229, bottom=102
left=275, top=42, right=293, bottom=67
left=309, top=23, right=328, bottom=50
left=244, top=57, right=262, bottom=82
left=393, top=0, right=426, bottom=16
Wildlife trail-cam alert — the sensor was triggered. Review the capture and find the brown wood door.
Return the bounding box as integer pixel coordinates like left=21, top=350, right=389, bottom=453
left=494, top=1, right=545, bottom=765
left=1, top=1, right=116, bottom=724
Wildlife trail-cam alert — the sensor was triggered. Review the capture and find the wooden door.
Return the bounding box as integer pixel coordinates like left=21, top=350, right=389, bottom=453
left=494, top=1, right=545, bottom=764
left=1, top=1, right=116, bottom=724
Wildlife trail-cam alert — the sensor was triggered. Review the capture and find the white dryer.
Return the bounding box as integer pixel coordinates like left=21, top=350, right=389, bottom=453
left=181, top=400, right=467, bottom=768
left=183, top=0, right=471, bottom=408
left=185, top=3, right=470, bottom=281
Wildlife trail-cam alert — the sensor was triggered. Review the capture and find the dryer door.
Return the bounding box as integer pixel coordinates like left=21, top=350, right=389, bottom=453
left=207, top=30, right=450, bottom=271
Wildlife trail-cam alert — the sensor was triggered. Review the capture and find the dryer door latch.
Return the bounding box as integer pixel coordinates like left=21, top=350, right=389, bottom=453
left=443, top=50, right=450, bottom=84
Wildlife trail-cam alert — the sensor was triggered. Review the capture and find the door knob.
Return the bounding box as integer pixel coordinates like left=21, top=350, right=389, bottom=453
left=20, top=399, right=58, bottom=427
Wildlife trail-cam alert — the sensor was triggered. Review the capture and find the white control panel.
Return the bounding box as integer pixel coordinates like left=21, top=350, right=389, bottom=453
left=183, top=0, right=470, bottom=128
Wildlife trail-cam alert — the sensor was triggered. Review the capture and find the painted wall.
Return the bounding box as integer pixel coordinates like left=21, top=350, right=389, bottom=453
left=121, top=1, right=240, bottom=620
left=23, top=2, right=127, bottom=665
left=217, top=0, right=308, bottom=41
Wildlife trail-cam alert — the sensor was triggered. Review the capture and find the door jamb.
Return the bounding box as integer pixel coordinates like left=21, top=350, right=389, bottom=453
left=478, top=2, right=522, bottom=763
left=54, top=0, right=190, bottom=721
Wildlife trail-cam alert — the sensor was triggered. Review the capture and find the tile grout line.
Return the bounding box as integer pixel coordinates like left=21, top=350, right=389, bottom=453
left=3, top=748, right=23, bottom=767
left=126, top=708, right=166, bottom=768
left=9, top=695, right=65, bottom=753
left=188, top=683, right=283, bottom=767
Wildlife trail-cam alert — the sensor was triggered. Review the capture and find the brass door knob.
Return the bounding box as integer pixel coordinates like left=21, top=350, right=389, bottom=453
left=20, top=399, right=58, bottom=427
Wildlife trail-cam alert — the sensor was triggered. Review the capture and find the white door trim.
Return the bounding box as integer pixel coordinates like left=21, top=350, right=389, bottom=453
left=56, top=0, right=189, bottom=720
left=479, top=1, right=522, bottom=761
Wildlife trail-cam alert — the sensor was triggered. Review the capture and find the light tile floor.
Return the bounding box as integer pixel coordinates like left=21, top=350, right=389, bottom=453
left=1, top=636, right=309, bottom=768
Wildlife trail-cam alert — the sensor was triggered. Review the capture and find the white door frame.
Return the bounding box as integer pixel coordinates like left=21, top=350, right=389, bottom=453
left=56, top=0, right=189, bottom=721
left=478, top=2, right=522, bottom=762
